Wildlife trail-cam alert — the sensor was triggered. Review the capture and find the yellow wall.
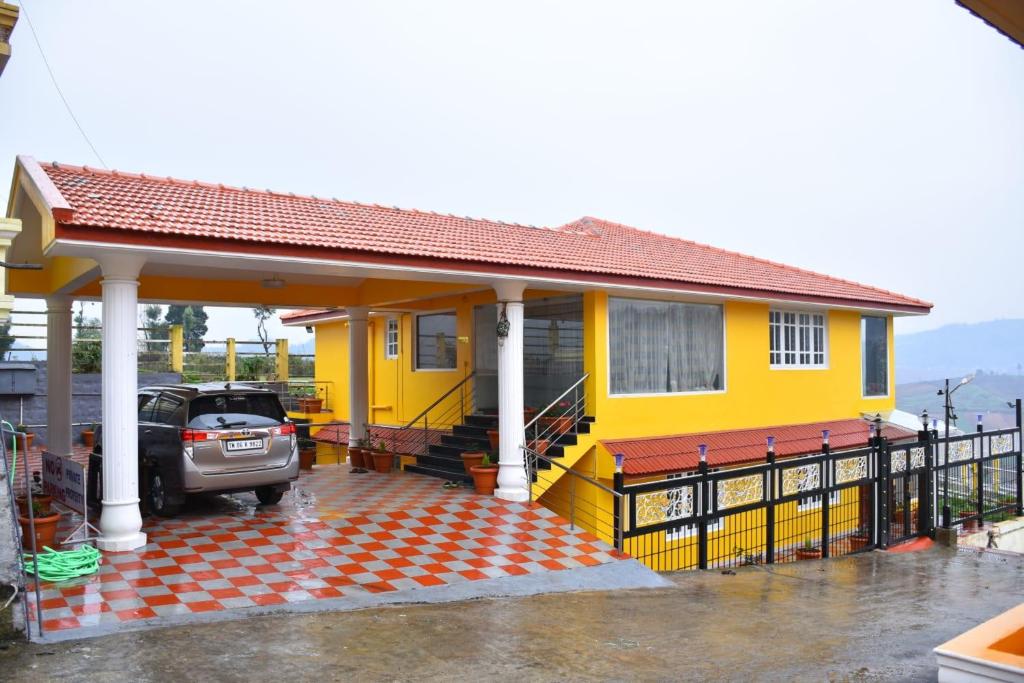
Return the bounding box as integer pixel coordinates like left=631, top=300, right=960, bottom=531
left=587, top=292, right=896, bottom=478
left=313, top=288, right=568, bottom=427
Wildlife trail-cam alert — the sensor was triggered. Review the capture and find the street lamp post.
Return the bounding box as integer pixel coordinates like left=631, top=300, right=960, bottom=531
left=939, top=374, right=974, bottom=528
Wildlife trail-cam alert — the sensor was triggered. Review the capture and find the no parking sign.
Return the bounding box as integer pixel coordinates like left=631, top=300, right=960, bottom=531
left=41, top=452, right=87, bottom=514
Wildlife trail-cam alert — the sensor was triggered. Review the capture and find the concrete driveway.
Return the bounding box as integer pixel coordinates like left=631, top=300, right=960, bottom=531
left=3, top=546, right=1022, bottom=681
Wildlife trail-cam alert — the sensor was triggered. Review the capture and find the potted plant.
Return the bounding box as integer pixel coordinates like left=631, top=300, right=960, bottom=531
left=297, top=396, right=323, bottom=414
left=528, top=439, right=550, bottom=455
left=298, top=437, right=317, bottom=470
left=539, top=414, right=572, bottom=436
left=460, top=449, right=486, bottom=474
left=469, top=452, right=499, bottom=495
left=348, top=440, right=367, bottom=469
left=370, top=441, right=392, bottom=474
left=487, top=429, right=500, bottom=452
left=16, top=473, right=51, bottom=518
left=523, top=407, right=537, bottom=424
left=795, top=539, right=822, bottom=560
left=958, top=510, right=979, bottom=532
left=10, top=424, right=33, bottom=451
left=18, top=497, right=60, bottom=554
left=81, top=423, right=97, bottom=448
left=848, top=528, right=871, bottom=551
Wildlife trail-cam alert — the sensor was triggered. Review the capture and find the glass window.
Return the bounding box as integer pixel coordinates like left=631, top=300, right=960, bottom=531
left=416, top=312, right=457, bottom=370
left=385, top=318, right=399, bottom=360
left=187, top=394, right=286, bottom=423
left=152, top=394, right=184, bottom=425
left=609, top=298, right=724, bottom=394
left=862, top=315, right=888, bottom=396
left=138, top=393, right=158, bottom=422
left=769, top=310, right=827, bottom=368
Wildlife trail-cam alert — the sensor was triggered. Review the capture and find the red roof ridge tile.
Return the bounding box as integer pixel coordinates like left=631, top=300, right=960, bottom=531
left=565, top=216, right=933, bottom=308
left=45, top=160, right=545, bottom=231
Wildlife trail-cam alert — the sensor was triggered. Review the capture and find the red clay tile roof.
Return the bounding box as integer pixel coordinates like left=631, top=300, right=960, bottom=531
left=602, top=419, right=918, bottom=476
left=31, top=158, right=931, bottom=312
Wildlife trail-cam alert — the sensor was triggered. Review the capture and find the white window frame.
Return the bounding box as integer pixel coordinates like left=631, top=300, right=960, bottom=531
left=414, top=310, right=459, bottom=372
left=665, top=471, right=724, bottom=541
left=385, top=318, right=399, bottom=360
left=796, top=490, right=841, bottom=512
left=769, top=310, right=828, bottom=369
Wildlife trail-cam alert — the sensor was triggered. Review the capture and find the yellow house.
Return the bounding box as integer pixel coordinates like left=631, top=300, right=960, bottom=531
left=3, top=156, right=931, bottom=556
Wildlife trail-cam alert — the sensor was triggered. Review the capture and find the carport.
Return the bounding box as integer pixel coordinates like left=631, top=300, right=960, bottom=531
left=4, top=156, right=559, bottom=551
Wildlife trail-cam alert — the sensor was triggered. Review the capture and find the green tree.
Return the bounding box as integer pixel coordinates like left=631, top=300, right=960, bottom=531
left=253, top=305, right=276, bottom=379
left=165, top=305, right=208, bottom=352
left=0, top=321, right=14, bottom=360
left=72, top=304, right=102, bottom=373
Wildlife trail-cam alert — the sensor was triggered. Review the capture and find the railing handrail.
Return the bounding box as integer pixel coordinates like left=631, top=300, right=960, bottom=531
left=400, top=371, right=476, bottom=430
left=524, top=373, right=589, bottom=432
left=522, top=444, right=620, bottom=498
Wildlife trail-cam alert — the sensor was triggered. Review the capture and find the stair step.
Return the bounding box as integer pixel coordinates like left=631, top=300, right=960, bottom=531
left=441, top=434, right=490, bottom=449
left=416, top=452, right=472, bottom=471
left=453, top=424, right=492, bottom=440
left=405, top=464, right=473, bottom=484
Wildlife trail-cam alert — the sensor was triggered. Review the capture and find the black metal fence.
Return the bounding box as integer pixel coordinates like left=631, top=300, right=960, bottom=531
left=615, top=403, right=1023, bottom=572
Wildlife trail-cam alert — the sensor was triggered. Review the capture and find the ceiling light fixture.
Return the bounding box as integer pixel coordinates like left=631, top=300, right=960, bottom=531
left=261, top=275, right=286, bottom=289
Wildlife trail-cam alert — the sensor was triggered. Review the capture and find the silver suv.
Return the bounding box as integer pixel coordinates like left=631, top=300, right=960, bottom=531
left=87, top=383, right=300, bottom=517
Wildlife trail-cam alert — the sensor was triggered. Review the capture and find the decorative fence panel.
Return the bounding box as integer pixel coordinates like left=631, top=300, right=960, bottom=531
left=617, top=412, right=1023, bottom=572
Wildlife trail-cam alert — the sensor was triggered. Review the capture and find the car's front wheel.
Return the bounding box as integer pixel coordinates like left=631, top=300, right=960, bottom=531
left=255, top=486, right=284, bottom=506
left=147, top=468, right=181, bottom=517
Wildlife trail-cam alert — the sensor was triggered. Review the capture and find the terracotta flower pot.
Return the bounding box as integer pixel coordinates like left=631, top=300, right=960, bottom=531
left=19, top=511, right=60, bottom=554
left=348, top=447, right=366, bottom=468
left=297, top=397, right=323, bottom=414
left=16, top=495, right=52, bottom=518
left=795, top=547, right=822, bottom=560
left=469, top=465, right=499, bottom=495
left=81, top=430, right=95, bottom=448
left=540, top=416, right=572, bottom=436
left=528, top=439, right=550, bottom=455
left=487, top=430, right=500, bottom=452
left=848, top=534, right=871, bottom=551
left=460, top=450, right=486, bottom=474
left=958, top=511, right=978, bottom=532
left=11, top=433, right=34, bottom=450
left=299, top=447, right=316, bottom=471
left=523, top=408, right=537, bottom=424
left=371, top=452, right=392, bottom=473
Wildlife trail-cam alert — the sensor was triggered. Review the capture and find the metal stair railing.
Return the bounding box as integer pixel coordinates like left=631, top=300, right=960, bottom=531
left=366, top=371, right=477, bottom=461
left=523, top=374, right=589, bottom=457
left=523, top=444, right=622, bottom=551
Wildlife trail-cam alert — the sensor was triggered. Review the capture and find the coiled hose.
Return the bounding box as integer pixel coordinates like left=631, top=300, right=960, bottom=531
left=3, top=419, right=102, bottom=582
left=22, top=545, right=101, bottom=583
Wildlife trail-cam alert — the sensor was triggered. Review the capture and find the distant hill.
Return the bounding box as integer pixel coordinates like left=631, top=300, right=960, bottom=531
left=897, top=373, right=1022, bottom=430
left=896, top=319, right=1024, bottom=383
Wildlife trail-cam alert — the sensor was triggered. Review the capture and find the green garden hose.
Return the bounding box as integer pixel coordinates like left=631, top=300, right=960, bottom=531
left=23, top=545, right=101, bottom=583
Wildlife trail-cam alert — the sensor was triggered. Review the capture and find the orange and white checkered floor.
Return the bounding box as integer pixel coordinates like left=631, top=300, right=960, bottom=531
left=26, top=464, right=627, bottom=639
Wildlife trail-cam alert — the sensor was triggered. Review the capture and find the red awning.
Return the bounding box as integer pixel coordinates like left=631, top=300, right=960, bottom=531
left=601, top=419, right=917, bottom=476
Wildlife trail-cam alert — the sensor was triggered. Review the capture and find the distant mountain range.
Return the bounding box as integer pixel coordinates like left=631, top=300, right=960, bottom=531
left=896, top=319, right=1024, bottom=383
left=895, top=319, right=1023, bottom=427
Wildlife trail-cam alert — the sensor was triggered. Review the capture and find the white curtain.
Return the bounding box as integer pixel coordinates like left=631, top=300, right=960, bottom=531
left=609, top=298, right=724, bottom=394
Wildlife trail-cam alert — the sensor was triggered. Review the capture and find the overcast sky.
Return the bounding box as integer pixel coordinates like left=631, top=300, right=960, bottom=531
left=1, top=0, right=1022, bottom=344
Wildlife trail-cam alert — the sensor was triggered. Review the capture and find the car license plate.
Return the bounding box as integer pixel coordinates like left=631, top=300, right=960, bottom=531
left=225, top=438, right=263, bottom=452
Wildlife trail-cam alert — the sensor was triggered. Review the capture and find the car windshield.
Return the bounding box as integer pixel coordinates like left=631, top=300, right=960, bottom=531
left=187, top=393, right=285, bottom=429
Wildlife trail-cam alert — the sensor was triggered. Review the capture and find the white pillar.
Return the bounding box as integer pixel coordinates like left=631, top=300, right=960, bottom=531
left=96, top=255, right=147, bottom=551
left=45, top=295, right=73, bottom=458
left=493, top=281, right=529, bottom=502
left=348, top=307, right=369, bottom=449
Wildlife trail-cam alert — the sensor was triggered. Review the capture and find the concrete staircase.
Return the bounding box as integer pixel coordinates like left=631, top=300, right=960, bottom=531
left=404, top=412, right=596, bottom=489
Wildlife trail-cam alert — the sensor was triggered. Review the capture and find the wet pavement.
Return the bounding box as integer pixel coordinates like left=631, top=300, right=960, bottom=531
left=3, top=545, right=1022, bottom=681
left=24, top=464, right=644, bottom=640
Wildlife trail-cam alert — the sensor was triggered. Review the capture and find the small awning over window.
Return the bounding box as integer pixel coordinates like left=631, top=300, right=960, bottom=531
left=601, top=419, right=918, bottom=476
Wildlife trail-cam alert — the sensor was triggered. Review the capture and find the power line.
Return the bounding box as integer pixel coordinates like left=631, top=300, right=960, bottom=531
left=18, top=0, right=108, bottom=169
